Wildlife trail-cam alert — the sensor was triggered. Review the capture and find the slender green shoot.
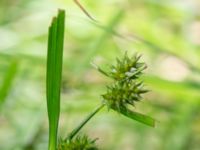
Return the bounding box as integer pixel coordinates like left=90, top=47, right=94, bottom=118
left=66, top=103, right=105, bottom=141
left=46, top=9, right=65, bottom=150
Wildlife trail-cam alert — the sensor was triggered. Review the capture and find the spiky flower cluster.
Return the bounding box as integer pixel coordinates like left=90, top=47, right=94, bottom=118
left=102, top=80, right=148, bottom=112
left=98, top=52, right=148, bottom=113
left=57, top=135, right=98, bottom=150
left=108, top=53, right=146, bottom=81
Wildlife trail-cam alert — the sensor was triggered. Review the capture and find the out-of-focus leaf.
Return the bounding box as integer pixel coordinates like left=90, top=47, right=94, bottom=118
left=76, top=9, right=124, bottom=73
left=143, top=75, right=200, bottom=99
left=0, top=60, right=18, bottom=107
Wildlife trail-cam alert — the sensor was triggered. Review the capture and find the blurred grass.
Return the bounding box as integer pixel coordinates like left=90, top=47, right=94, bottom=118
left=0, top=60, right=18, bottom=107
left=0, top=0, right=200, bottom=150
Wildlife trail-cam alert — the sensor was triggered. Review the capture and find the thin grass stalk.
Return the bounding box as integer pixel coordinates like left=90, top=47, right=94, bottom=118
left=66, top=103, right=105, bottom=141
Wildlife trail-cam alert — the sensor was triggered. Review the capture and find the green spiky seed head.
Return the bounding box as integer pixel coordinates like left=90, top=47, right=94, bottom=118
left=93, top=52, right=155, bottom=127
left=109, top=53, right=146, bottom=81
left=57, top=135, right=98, bottom=150
left=96, top=52, right=148, bottom=113
left=102, top=80, right=148, bottom=112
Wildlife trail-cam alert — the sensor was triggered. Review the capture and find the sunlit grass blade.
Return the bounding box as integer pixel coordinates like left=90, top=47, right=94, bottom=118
left=46, top=9, right=65, bottom=150
left=118, top=108, right=155, bottom=127
left=0, top=60, right=18, bottom=108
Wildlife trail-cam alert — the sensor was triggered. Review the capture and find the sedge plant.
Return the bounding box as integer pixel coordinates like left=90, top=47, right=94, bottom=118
left=46, top=10, right=155, bottom=150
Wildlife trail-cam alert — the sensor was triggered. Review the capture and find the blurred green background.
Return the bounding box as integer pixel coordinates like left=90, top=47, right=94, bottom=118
left=0, top=0, right=200, bottom=150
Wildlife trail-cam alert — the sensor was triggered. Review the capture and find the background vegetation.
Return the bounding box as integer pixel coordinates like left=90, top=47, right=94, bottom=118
left=0, top=0, right=200, bottom=149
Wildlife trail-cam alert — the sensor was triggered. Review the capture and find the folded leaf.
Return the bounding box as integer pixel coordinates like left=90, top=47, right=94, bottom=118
left=46, top=9, right=65, bottom=150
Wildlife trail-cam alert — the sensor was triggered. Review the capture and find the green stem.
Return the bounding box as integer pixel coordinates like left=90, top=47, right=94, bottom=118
left=66, top=103, right=105, bottom=141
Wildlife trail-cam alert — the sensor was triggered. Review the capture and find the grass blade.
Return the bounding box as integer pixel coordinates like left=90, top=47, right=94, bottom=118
left=46, top=9, right=65, bottom=150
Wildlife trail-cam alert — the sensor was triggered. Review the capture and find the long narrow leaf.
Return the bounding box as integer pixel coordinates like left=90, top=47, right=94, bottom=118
left=118, top=108, right=155, bottom=127
left=46, top=10, right=65, bottom=150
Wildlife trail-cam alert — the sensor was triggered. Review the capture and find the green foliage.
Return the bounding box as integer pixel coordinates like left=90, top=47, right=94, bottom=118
left=1, top=0, right=200, bottom=150
left=58, top=135, right=98, bottom=150
left=46, top=10, right=65, bottom=150
left=0, top=60, right=18, bottom=107
left=64, top=53, right=154, bottom=148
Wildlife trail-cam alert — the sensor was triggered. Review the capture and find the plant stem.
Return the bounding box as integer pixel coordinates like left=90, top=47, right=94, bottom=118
left=66, top=103, right=105, bottom=141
